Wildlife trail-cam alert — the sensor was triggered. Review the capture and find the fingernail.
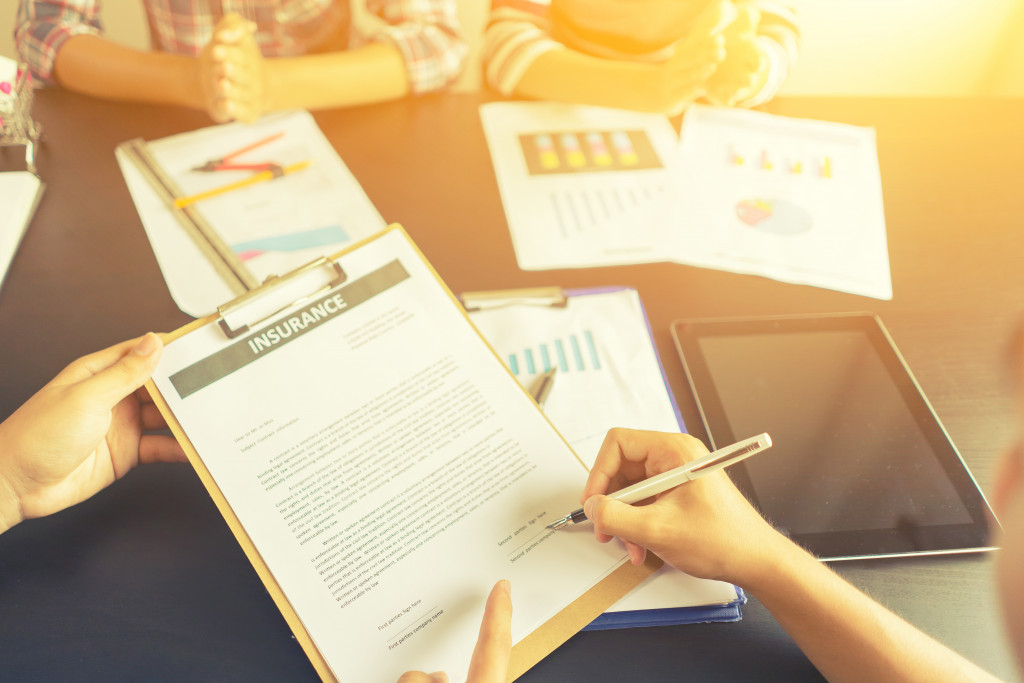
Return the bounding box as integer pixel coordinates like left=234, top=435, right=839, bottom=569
left=497, top=579, right=511, bottom=597
left=429, top=673, right=449, bottom=683
left=213, top=46, right=226, bottom=59
left=583, top=496, right=597, bottom=519
left=133, top=333, right=160, bottom=357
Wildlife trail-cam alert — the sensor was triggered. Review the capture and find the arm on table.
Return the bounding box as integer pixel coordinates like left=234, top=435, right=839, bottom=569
left=52, top=35, right=203, bottom=109
left=265, top=43, right=411, bottom=111
left=581, top=429, right=1002, bottom=683
left=510, top=46, right=721, bottom=115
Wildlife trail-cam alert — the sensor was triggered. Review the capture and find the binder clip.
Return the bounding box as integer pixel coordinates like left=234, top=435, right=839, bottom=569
left=460, top=287, right=568, bottom=312
left=216, top=257, right=347, bottom=338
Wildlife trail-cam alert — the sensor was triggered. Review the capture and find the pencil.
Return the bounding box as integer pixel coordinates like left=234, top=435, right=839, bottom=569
left=173, top=160, right=312, bottom=209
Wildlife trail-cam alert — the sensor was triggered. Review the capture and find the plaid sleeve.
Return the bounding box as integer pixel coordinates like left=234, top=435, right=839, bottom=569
left=363, top=0, right=469, bottom=94
left=15, top=0, right=105, bottom=84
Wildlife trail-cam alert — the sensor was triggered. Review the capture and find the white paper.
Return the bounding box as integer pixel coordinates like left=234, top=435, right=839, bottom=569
left=479, top=102, right=680, bottom=270
left=469, top=289, right=738, bottom=613
left=670, top=105, right=892, bottom=300
left=481, top=102, right=892, bottom=300
left=117, top=111, right=386, bottom=317
left=0, top=171, right=42, bottom=292
left=152, top=229, right=631, bottom=682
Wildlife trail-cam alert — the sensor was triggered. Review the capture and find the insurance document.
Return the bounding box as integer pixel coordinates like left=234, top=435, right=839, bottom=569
left=150, top=227, right=650, bottom=682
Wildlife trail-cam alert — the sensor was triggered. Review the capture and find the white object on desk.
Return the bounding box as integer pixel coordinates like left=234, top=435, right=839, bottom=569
left=480, top=102, right=680, bottom=271
left=0, top=171, right=44, bottom=292
left=669, top=104, right=892, bottom=300
left=116, top=111, right=386, bottom=317
left=150, top=227, right=650, bottom=681
left=468, top=288, right=740, bottom=614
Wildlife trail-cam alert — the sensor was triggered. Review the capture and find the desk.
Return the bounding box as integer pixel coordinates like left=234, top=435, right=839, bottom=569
left=0, top=91, right=1021, bottom=681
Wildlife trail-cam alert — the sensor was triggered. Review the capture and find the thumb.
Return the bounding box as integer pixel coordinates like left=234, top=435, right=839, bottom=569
left=732, top=5, right=759, bottom=36
left=77, top=333, right=163, bottom=408
left=584, top=495, right=658, bottom=548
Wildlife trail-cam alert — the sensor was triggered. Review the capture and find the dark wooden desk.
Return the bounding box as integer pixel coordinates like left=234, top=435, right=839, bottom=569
left=0, top=91, right=1020, bottom=681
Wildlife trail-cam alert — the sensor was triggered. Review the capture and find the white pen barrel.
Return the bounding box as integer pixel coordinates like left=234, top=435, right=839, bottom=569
left=608, top=468, right=694, bottom=505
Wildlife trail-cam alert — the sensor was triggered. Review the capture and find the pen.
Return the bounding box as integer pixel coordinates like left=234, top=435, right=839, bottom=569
left=528, top=367, right=558, bottom=408
left=173, top=160, right=312, bottom=209
left=546, top=433, right=772, bottom=530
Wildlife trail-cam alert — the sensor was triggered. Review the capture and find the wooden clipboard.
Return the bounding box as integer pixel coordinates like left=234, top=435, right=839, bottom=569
left=146, top=224, right=660, bottom=682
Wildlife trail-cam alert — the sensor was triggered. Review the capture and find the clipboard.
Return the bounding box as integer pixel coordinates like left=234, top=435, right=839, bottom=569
left=461, top=285, right=747, bottom=630
left=146, top=224, right=659, bottom=682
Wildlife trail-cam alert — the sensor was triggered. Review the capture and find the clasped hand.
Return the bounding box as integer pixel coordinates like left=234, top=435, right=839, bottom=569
left=198, top=13, right=269, bottom=123
left=653, top=1, right=770, bottom=113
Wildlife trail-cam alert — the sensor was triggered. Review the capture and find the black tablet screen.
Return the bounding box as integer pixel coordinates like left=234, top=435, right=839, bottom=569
left=696, top=329, right=974, bottom=537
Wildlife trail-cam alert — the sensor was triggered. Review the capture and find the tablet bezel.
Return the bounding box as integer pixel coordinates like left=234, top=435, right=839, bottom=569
left=670, top=313, right=997, bottom=561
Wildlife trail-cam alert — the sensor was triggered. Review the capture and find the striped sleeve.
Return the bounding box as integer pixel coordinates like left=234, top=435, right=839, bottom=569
left=363, top=0, right=469, bottom=94
left=738, top=1, right=799, bottom=107
left=14, top=0, right=104, bottom=84
left=484, top=1, right=562, bottom=96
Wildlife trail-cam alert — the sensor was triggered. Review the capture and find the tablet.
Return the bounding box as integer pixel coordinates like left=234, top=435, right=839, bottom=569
left=671, top=313, right=996, bottom=561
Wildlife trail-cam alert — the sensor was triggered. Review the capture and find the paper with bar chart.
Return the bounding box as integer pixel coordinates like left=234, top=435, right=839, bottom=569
left=469, top=288, right=740, bottom=615
left=117, top=110, right=386, bottom=316
left=669, top=104, right=891, bottom=299
left=480, top=103, right=679, bottom=270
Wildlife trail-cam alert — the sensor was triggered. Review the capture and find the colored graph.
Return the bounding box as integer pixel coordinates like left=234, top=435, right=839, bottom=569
left=520, top=130, right=662, bottom=176
left=507, top=331, right=603, bottom=376
left=232, top=224, right=349, bottom=261
left=736, top=198, right=813, bottom=235
left=729, top=145, right=834, bottom=179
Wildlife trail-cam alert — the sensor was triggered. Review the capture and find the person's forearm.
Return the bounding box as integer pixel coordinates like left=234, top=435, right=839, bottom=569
left=53, top=34, right=201, bottom=109
left=265, top=43, right=409, bottom=111
left=746, top=538, right=1001, bottom=683
left=0, top=429, right=24, bottom=534
left=513, top=49, right=667, bottom=113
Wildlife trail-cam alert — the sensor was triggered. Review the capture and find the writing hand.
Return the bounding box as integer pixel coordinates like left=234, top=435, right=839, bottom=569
left=580, top=429, right=787, bottom=587
left=704, top=6, right=769, bottom=107
left=199, top=13, right=267, bottom=123
left=397, top=580, right=513, bottom=683
left=0, top=334, right=187, bottom=533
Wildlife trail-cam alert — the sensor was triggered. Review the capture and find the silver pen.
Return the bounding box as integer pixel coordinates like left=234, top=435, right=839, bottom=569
left=528, top=367, right=558, bottom=408
left=547, top=433, right=773, bottom=530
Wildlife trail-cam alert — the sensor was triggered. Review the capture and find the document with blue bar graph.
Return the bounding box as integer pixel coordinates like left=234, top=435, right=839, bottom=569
left=116, top=110, right=386, bottom=317
left=468, top=287, right=744, bottom=629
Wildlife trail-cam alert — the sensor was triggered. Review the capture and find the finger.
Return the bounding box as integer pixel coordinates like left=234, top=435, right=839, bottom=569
left=466, top=580, right=512, bottom=683
left=212, top=44, right=250, bottom=66
left=226, top=99, right=262, bottom=124
left=52, top=336, right=150, bottom=385
left=395, top=672, right=442, bottom=683
left=681, top=0, right=739, bottom=48
left=581, top=428, right=640, bottom=503
left=624, top=539, right=647, bottom=566
left=140, top=401, right=167, bottom=431
left=732, top=6, right=759, bottom=36
left=213, top=13, right=251, bottom=43
left=73, top=334, right=163, bottom=409
left=584, top=495, right=660, bottom=549
left=583, top=430, right=699, bottom=504
left=139, top=435, right=188, bottom=464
